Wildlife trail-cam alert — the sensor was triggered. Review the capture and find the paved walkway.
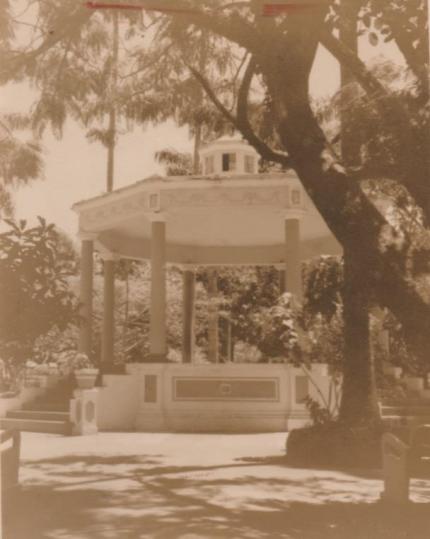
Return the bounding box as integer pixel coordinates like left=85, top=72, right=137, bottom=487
left=3, top=432, right=430, bottom=539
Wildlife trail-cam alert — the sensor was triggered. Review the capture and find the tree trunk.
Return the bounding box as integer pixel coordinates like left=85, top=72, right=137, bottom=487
left=262, top=61, right=430, bottom=367
left=339, top=247, right=380, bottom=425
left=193, top=123, right=202, bottom=175
left=106, top=11, right=119, bottom=193
left=338, top=1, right=380, bottom=425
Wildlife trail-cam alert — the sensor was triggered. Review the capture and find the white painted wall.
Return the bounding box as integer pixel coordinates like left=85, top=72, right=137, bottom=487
left=96, top=373, right=140, bottom=431
left=93, top=362, right=334, bottom=433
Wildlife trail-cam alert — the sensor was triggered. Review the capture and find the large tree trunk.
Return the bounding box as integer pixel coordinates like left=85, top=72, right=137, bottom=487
left=338, top=1, right=379, bottom=425
left=339, top=247, right=380, bottom=424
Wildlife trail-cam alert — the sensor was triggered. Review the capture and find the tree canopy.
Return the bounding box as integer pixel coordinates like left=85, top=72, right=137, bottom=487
left=1, top=0, right=430, bottom=367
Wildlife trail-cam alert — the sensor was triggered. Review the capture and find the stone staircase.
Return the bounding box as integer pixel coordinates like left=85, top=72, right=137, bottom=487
left=0, top=376, right=74, bottom=435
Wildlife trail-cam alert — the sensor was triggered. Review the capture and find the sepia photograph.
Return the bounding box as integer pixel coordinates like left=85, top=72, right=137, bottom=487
left=0, top=0, right=429, bottom=537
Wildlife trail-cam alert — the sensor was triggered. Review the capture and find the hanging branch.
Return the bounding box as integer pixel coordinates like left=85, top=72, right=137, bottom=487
left=187, top=61, right=291, bottom=167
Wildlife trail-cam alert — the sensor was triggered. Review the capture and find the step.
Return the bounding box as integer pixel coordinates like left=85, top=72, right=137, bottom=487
left=22, top=402, right=69, bottom=412
left=7, top=410, right=69, bottom=422
left=35, top=388, right=74, bottom=399
left=0, top=418, right=72, bottom=435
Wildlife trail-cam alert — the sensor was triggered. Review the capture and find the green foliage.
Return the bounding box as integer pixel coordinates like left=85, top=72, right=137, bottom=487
left=155, top=149, right=193, bottom=176
left=256, top=293, right=303, bottom=361
left=0, top=114, right=43, bottom=217
left=196, top=266, right=281, bottom=360
left=303, top=255, right=343, bottom=320
left=304, top=396, right=333, bottom=427
left=0, top=217, right=77, bottom=364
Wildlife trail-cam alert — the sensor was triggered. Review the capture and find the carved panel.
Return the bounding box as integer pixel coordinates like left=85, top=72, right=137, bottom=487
left=85, top=401, right=95, bottom=422
left=163, top=187, right=291, bottom=209
left=295, top=376, right=309, bottom=404
left=144, top=375, right=157, bottom=403
left=173, top=377, right=279, bottom=401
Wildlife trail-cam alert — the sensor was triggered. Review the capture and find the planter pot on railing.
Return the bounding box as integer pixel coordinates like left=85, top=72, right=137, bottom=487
left=405, top=376, right=424, bottom=392
left=74, top=369, right=99, bottom=390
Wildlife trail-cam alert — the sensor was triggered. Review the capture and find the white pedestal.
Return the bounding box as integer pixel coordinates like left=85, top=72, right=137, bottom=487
left=70, top=388, right=99, bottom=435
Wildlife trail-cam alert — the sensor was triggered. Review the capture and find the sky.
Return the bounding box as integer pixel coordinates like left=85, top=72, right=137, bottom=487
left=0, top=11, right=400, bottom=242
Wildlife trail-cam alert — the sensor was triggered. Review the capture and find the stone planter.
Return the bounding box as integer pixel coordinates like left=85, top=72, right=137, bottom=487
left=74, top=368, right=99, bottom=390
left=405, top=376, right=424, bottom=392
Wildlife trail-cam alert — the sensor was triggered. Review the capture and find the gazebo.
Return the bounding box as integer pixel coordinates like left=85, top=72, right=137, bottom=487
left=71, top=135, right=341, bottom=432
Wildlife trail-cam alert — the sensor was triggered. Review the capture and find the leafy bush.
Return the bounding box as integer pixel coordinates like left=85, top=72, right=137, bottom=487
left=0, top=218, right=77, bottom=368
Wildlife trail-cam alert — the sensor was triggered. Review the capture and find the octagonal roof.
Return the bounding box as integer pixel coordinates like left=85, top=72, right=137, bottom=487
left=72, top=169, right=341, bottom=266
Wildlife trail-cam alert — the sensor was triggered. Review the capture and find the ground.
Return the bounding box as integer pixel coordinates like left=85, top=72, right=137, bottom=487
left=2, top=432, right=430, bottom=539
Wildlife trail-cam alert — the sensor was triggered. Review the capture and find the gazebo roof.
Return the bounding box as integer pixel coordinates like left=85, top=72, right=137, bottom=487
left=72, top=170, right=341, bottom=266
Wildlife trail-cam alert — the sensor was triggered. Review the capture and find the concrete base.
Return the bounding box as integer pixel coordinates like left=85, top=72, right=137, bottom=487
left=94, top=363, right=334, bottom=433
left=135, top=410, right=290, bottom=433
left=70, top=388, right=99, bottom=436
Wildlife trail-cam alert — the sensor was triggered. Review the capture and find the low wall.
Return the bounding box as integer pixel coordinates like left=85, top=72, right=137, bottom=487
left=97, top=374, right=140, bottom=431
left=95, top=362, right=333, bottom=433
left=0, top=387, right=45, bottom=418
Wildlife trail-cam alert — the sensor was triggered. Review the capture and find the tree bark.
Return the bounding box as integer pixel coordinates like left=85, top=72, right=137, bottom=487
left=193, top=123, right=202, bottom=175
left=339, top=247, right=380, bottom=425
left=106, top=11, right=119, bottom=193
left=261, top=57, right=430, bottom=367
left=338, top=1, right=380, bottom=425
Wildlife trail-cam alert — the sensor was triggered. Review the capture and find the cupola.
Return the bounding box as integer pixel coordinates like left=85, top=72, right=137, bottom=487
left=199, top=134, right=260, bottom=177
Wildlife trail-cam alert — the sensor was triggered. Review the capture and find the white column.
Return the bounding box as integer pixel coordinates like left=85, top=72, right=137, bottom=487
left=208, top=268, right=219, bottom=363
left=149, top=220, right=167, bottom=361
left=285, top=217, right=302, bottom=301
left=182, top=268, right=195, bottom=363
left=226, top=318, right=233, bottom=362
left=78, top=235, right=95, bottom=359
left=101, top=254, right=116, bottom=371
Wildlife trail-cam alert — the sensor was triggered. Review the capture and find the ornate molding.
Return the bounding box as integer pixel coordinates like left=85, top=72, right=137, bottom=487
left=81, top=193, right=148, bottom=226
left=78, top=182, right=307, bottom=231
left=162, top=186, right=294, bottom=208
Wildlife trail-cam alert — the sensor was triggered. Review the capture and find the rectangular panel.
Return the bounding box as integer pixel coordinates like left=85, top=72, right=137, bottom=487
left=295, top=376, right=309, bottom=404
left=173, top=377, right=279, bottom=401
left=144, top=375, right=157, bottom=403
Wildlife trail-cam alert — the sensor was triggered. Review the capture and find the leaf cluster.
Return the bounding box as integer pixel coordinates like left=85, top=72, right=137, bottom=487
left=0, top=217, right=78, bottom=363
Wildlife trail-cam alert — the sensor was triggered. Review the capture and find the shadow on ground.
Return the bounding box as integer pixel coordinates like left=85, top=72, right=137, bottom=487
left=3, top=453, right=430, bottom=539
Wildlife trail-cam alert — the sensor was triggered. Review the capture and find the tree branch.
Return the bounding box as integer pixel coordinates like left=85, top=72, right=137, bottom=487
left=320, top=27, right=430, bottom=218
left=377, top=7, right=429, bottom=96
left=1, top=6, right=92, bottom=83
left=140, top=0, right=258, bottom=52
left=187, top=61, right=290, bottom=167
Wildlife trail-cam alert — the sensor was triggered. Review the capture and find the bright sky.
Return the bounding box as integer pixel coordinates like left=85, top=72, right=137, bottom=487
left=0, top=23, right=399, bottom=241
